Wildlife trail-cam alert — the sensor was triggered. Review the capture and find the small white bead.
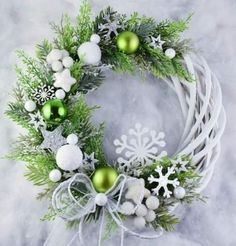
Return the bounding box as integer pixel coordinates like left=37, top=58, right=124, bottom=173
left=174, top=187, right=186, bottom=199
left=135, top=204, right=148, bottom=217
left=50, top=49, right=63, bottom=61
left=145, top=210, right=156, bottom=222
left=90, top=34, right=101, bottom=44
left=144, top=188, right=151, bottom=198
left=62, top=56, right=74, bottom=68
left=95, top=193, right=108, bottom=206
left=120, top=202, right=135, bottom=215
left=133, top=216, right=146, bottom=229
left=146, top=196, right=160, bottom=210
left=49, top=169, right=62, bottom=182
left=165, top=48, right=176, bottom=59
left=61, top=50, right=69, bottom=58
left=51, top=61, right=63, bottom=72
left=55, top=89, right=66, bottom=99
left=24, top=100, right=36, bottom=112
left=67, top=134, right=78, bottom=145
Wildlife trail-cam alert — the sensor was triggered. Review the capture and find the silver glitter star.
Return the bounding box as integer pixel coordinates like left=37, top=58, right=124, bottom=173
left=149, top=35, right=165, bottom=50
left=29, top=111, right=46, bottom=129
left=40, top=126, right=66, bottom=153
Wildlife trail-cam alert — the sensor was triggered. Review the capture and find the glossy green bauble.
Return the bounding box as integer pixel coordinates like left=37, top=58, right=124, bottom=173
left=116, top=31, right=140, bottom=54
left=92, top=167, right=119, bottom=193
left=41, top=99, right=68, bottom=124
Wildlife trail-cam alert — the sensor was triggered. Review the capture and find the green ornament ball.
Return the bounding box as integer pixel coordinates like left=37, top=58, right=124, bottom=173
left=92, top=167, right=119, bottom=193
left=116, top=31, right=140, bottom=54
left=41, top=99, right=68, bottom=124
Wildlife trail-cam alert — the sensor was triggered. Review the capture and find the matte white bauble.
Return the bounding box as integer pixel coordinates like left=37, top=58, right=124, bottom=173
left=90, top=34, right=101, bottom=44
left=62, top=56, right=74, bottom=68
left=120, top=201, right=135, bottom=215
left=56, top=145, right=83, bottom=171
left=145, top=196, right=160, bottom=210
left=77, top=42, right=101, bottom=65
left=174, top=186, right=186, bottom=199
left=66, top=134, right=78, bottom=145
left=55, top=89, right=66, bottom=100
left=95, top=193, right=108, bottom=206
left=144, top=188, right=151, bottom=198
left=133, top=216, right=146, bottom=229
left=165, top=48, right=176, bottom=59
left=24, top=100, right=36, bottom=112
left=135, top=204, right=148, bottom=217
left=145, top=210, right=156, bottom=222
left=49, top=169, right=62, bottom=182
left=61, top=50, right=69, bottom=58
left=51, top=61, right=63, bottom=72
left=50, top=49, right=63, bottom=61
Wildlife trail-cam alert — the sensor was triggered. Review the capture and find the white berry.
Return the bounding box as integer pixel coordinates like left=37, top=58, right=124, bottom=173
left=95, top=193, right=108, bottom=206
left=133, top=216, right=146, bottom=229
left=61, top=50, right=69, bottom=58
left=51, top=61, right=63, bottom=72
left=50, top=49, right=63, bottom=61
left=165, top=48, right=176, bottom=59
left=144, top=188, right=151, bottom=198
left=174, top=186, right=186, bottom=199
left=78, top=42, right=101, bottom=65
left=62, top=56, right=74, bottom=68
left=49, top=169, right=62, bottom=182
left=120, top=202, right=135, bottom=215
left=90, top=34, right=101, bottom=44
left=135, top=204, right=148, bottom=217
left=55, top=89, right=66, bottom=100
left=146, top=196, right=160, bottom=210
left=24, top=100, right=36, bottom=112
left=145, top=210, right=156, bottom=222
left=67, top=134, right=78, bottom=145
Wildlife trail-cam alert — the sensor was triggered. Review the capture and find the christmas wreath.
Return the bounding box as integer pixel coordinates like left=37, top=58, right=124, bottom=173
left=6, top=2, right=226, bottom=245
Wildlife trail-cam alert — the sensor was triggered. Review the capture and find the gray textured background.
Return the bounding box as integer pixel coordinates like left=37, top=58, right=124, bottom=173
left=0, top=0, right=236, bottom=245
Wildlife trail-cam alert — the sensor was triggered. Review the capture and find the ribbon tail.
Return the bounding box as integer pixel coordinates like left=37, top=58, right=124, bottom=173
left=98, top=207, right=105, bottom=246
left=66, top=219, right=85, bottom=246
left=120, top=227, right=124, bottom=246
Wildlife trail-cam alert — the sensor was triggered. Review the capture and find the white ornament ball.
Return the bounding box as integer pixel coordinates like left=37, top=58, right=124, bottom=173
left=145, top=210, right=156, bottom=222
left=90, top=34, right=101, bottom=44
left=24, top=100, right=36, bottom=112
left=61, top=49, right=69, bottom=58
left=135, top=204, right=148, bottom=217
left=95, top=193, right=108, bottom=206
left=51, top=61, right=63, bottom=72
left=62, top=56, right=74, bottom=68
left=174, top=186, right=186, bottom=199
left=46, top=54, right=53, bottom=64
left=133, top=216, right=146, bottom=229
left=49, top=169, right=62, bottom=182
left=144, top=188, right=151, bottom=198
left=56, top=145, right=83, bottom=171
left=165, top=48, right=176, bottom=59
left=120, top=201, right=135, bottom=215
left=66, top=134, right=78, bottom=145
left=77, top=42, right=101, bottom=65
left=146, top=196, right=160, bottom=210
left=50, top=49, right=63, bottom=61
left=55, top=89, right=66, bottom=100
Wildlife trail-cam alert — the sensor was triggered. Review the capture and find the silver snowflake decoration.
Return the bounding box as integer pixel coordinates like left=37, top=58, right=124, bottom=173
left=33, top=85, right=56, bottom=105
left=98, top=14, right=124, bottom=39
left=40, top=126, right=66, bottom=153
left=171, top=156, right=189, bottom=173
left=149, top=35, right=165, bottom=50
left=29, top=111, right=46, bottom=129
left=83, top=152, right=98, bottom=170
left=148, top=166, right=179, bottom=198
left=114, top=123, right=167, bottom=170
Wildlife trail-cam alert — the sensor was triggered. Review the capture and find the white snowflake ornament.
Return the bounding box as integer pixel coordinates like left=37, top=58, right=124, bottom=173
left=171, top=156, right=189, bottom=173
left=29, top=111, right=46, bottom=129
left=54, top=69, right=76, bottom=92
left=148, top=166, right=179, bottom=198
left=114, top=123, right=167, bottom=170
left=83, top=152, right=98, bottom=170
left=149, top=35, right=165, bottom=50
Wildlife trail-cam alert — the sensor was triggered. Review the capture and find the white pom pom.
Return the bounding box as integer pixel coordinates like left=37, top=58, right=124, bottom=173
left=62, top=56, right=74, bottom=68
left=46, top=54, right=53, bottom=64
left=144, top=188, right=151, bottom=198
left=90, top=34, right=101, bottom=44
left=165, top=48, right=176, bottom=59
left=174, top=186, right=186, bottom=199
left=56, top=145, right=83, bottom=171
left=49, top=49, right=63, bottom=61
left=133, top=216, right=146, bottom=229
left=24, top=100, right=36, bottom=112
left=120, top=202, right=135, bottom=215
left=55, top=89, right=66, bottom=99
left=135, top=204, right=148, bottom=217
left=145, top=210, right=156, bottom=222
left=78, top=42, right=101, bottom=65
left=61, top=50, right=69, bottom=58
left=51, top=61, right=63, bottom=72
left=145, top=196, right=159, bottom=210
left=95, top=193, right=108, bottom=206
left=67, top=134, right=78, bottom=145
left=49, top=169, right=62, bottom=182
